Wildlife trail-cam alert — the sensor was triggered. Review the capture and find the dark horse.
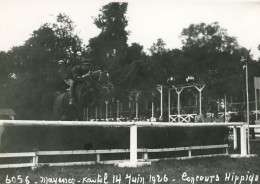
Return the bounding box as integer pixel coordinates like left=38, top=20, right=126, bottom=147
left=53, top=70, right=113, bottom=120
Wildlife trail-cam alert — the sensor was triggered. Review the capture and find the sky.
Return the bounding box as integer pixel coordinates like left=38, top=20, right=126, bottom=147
left=0, top=0, right=260, bottom=59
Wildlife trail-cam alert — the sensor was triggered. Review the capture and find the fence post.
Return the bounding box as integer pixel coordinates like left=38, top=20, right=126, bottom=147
left=233, top=127, right=237, bottom=150
left=31, top=152, right=38, bottom=170
left=96, top=154, right=100, bottom=163
left=130, top=125, right=138, bottom=166
left=143, top=152, right=148, bottom=161
left=240, top=125, right=247, bottom=156
left=188, top=149, right=192, bottom=157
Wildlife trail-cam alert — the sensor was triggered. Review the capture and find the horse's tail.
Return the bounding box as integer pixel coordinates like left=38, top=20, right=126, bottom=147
left=53, top=92, right=66, bottom=120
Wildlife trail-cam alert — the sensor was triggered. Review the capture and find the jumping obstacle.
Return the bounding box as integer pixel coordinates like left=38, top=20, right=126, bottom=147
left=0, top=120, right=249, bottom=168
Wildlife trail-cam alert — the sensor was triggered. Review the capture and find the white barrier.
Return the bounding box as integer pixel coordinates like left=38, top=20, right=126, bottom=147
left=0, top=120, right=246, bottom=168
left=0, top=144, right=229, bottom=169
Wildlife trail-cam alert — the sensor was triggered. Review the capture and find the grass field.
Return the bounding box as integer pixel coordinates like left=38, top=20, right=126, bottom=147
left=0, top=141, right=259, bottom=184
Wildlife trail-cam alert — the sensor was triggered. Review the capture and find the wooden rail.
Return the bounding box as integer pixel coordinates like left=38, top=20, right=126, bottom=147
left=0, top=120, right=244, bottom=127
left=0, top=144, right=228, bottom=169
left=0, top=120, right=248, bottom=167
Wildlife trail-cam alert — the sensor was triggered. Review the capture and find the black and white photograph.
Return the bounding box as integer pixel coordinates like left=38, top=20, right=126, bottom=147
left=0, top=0, right=260, bottom=183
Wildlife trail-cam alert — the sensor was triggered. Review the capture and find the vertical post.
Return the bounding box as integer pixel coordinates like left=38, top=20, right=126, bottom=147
left=86, top=108, right=88, bottom=121
left=117, top=100, right=119, bottom=119
left=188, top=149, right=191, bottom=157
left=224, top=94, right=227, bottom=122
left=240, top=125, right=247, bottom=156
left=96, top=154, right=100, bottom=163
left=143, top=152, right=148, bottom=161
left=259, top=90, right=260, bottom=109
left=233, top=127, right=237, bottom=150
left=136, top=101, right=138, bottom=119
left=176, top=88, right=183, bottom=122
left=160, top=86, right=163, bottom=120
left=199, top=90, right=202, bottom=115
left=177, top=91, right=181, bottom=122
left=195, top=85, right=205, bottom=115
left=245, top=61, right=250, bottom=155
left=32, top=152, right=38, bottom=170
left=152, top=102, right=154, bottom=118
left=156, top=86, right=163, bottom=120
left=168, top=89, right=171, bottom=122
left=255, top=89, right=258, bottom=120
left=100, top=105, right=102, bottom=119
left=105, top=101, right=108, bottom=120
left=95, top=106, right=98, bottom=121
left=130, top=125, right=137, bottom=166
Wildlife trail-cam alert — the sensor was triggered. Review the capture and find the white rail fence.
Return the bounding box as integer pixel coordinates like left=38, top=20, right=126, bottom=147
left=0, top=120, right=253, bottom=168
left=0, top=144, right=228, bottom=169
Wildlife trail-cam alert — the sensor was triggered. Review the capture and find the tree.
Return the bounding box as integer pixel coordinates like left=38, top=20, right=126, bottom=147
left=149, top=38, right=168, bottom=55
left=0, top=51, right=13, bottom=108
left=7, top=14, right=85, bottom=119
left=181, top=22, right=238, bottom=54
left=126, top=43, right=146, bottom=63
left=51, top=13, right=85, bottom=68
left=88, top=2, right=129, bottom=70
left=180, top=22, right=245, bottom=100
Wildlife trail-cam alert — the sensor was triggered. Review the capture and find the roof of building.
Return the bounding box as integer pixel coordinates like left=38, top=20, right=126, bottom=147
left=0, top=109, right=16, bottom=116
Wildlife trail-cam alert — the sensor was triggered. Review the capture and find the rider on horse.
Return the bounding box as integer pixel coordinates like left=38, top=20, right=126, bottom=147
left=63, top=63, right=91, bottom=105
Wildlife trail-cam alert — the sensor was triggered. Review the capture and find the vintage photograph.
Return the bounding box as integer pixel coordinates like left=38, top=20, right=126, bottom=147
left=0, top=0, right=260, bottom=183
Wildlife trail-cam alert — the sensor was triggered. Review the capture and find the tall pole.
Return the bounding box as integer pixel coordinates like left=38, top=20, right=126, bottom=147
left=224, top=94, right=227, bottom=122
left=155, top=86, right=163, bottom=120
left=199, top=90, right=202, bottom=115
left=255, top=89, right=258, bottom=120
left=245, top=61, right=250, bottom=154
left=168, top=89, right=171, bottom=122
left=177, top=91, right=181, bottom=122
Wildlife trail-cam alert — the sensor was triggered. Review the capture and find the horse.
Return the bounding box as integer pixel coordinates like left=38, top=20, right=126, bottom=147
left=53, top=70, right=113, bottom=120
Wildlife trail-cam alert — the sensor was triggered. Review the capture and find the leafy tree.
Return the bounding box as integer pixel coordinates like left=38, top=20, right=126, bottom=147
left=88, top=2, right=129, bottom=70
left=7, top=14, right=85, bottom=119
left=126, top=43, right=146, bottom=63
left=0, top=51, right=13, bottom=108
left=181, top=22, right=238, bottom=54
left=51, top=13, right=85, bottom=68
left=180, top=22, right=245, bottom=100
left=149, top=38, right=168, bottom=55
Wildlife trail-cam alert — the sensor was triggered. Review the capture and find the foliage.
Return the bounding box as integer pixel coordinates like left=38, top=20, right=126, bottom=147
left=180, top=22, right=251, bottom=100
left=1, top=4, right=260, bottom=120
left=149, top=38, right=168, bottom=55
left=88, top=2, right=128, bottom=70
left=0, top=51, right=14, bottom=108
left=5, top=14, right=85, bottom=119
